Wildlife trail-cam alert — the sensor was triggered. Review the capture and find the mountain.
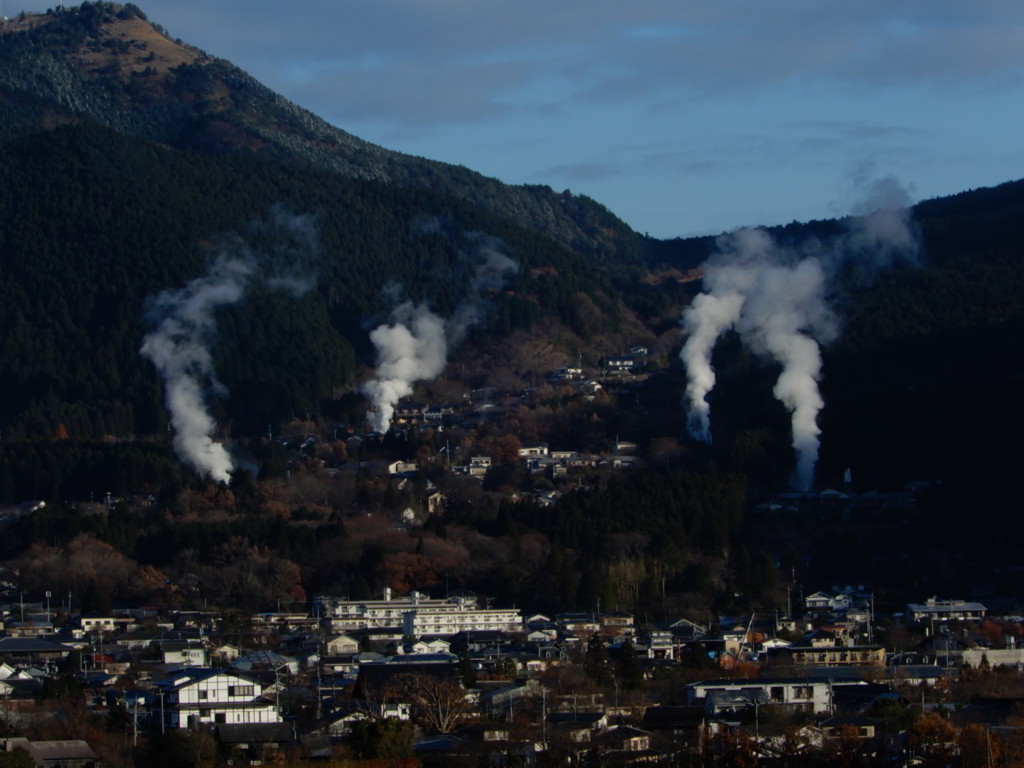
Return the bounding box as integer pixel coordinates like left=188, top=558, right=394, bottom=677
left=0, top=2, right=646, bottom=268
left=1, top=1, right=1023, bottom=516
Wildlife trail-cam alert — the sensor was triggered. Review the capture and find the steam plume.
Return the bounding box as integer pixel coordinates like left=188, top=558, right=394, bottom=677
left=141, top=207, right=319, bottom=482
left=680, top=185, right=918, bottom=491
left=362, top=301, right=448, bottom=434
left=141, top=256, right=254, bottom=483
left=362, top=234, right=517, bottom=432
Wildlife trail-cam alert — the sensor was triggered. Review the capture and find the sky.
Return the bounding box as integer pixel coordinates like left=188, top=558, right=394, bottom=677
left=8, top=0, right=1024, bottom=238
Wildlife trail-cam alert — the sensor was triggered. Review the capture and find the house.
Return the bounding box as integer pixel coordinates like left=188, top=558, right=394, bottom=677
left=603, top=355, right=639, bottom=373
left=593, top=725, right=657, bottom=762
left=641, top=705, right=706, bottom=748
left=153, top=668, right=281, bottom=729
left=0, top=637, right=73, bottom=667
left=805, top=591, right=852, bottom=615
left=686, top=678, right=834, bottom=714
left=324, top=634, right=360, bottom=656
left=232, top=650, right=299, bottom=676
left=387, top=460, right=418, bottom=475
left=599, top=611, right=636, bottom=637
left=475, top=681, right=540, bottom=722
left=210, top=644, right=242, bottom=664
left=77, top=615, right=122, bottom=634
left=409, top=638, right=451, bottom=655
left=556, top=613, right=600, bottom=636
left=518, top=443, right=549, bottom=458
left=468, top=456, right=491, bottom=477
left=161, top=640, right=208, bottom=668
left=550, top=367, right=583, bottom=381
left=0, top=738, right=99, bottom=767
left=906, top=597, right=987, bottom=624
left=352, top=654, right=460, bottom=718
left=779, top=643, right=886, bottom=668
left=819, top=716, right=877, bottom=739
left=549, top=712, right=609, bottom=743
left=214, top=723, right=296, bottom=764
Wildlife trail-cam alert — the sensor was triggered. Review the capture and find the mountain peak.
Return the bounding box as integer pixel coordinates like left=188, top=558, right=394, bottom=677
left=0, top=2, right=645, bottom=264
left=2, top=3, right=205, bottom=80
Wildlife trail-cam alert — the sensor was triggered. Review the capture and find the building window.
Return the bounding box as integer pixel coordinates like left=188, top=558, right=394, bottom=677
left=228, top=685, right=255, bottom=697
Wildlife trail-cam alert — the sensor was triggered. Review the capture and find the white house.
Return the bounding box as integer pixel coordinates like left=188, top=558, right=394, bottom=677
left=154, top=668, right=281, bottom=729
left=805, top=591, right=852, bottom=614
left=324, top=634, right=360, bottom=656
left=686, top=678, right=835, bottom=714
left=906, top=597, right=987, bottom=624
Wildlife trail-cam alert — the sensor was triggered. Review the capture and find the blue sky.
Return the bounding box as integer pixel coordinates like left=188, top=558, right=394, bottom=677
left=9, top=0, right=1024, bottom=238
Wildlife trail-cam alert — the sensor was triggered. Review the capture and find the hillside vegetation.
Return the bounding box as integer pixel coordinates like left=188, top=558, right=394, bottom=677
left=0, top=1, right=646, bottom=267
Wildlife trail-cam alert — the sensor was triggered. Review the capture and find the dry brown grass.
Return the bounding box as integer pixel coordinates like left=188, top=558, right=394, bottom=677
left=71, top=16, right=206, bottom=79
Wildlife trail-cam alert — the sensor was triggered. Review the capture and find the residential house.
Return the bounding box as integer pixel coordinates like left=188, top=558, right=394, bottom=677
left=324, top=634, right=360, bottom=656
left=0, top=738, right=99, bottom=767
left=555, top=613, right=600, bottom=637
left=686, top=678, right=833, bottom=714
left=0, top=637, right=73, bottom=668
left=603, top=355, right=639, bottom=373
left=906, top=597, right=987, bottom=624
left=352, top=654, right=459, bottom=718
left=779, top=643, right=886, bottom=668
left=161, top=640, right=208, bottom=668
left=153, top=668, right=281, bottom=729
left=214, top=723, right=296, bottom=764
left=641, top=705, right=707, bottom=752
left=467, top=457, right=491, bottom=478
left=819, top=717, right=877, bottom=739
left=805, top=591, right=852, bottom=615
left=518, top=443, right=549, bottom=458
left=592, top=725, right=657, bottom=763
left=409, top=638, right=451, bottom=655
left=599, top=611, right=637, bottom=638
left=549, top=712, right=609, bottom=743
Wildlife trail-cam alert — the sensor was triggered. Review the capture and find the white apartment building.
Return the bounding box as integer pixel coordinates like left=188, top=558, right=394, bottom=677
left=316, top=590, right=522, bottom=638
left=402, top=606, right=523, bottom=638
left=317, top=590, right=461, bottom=631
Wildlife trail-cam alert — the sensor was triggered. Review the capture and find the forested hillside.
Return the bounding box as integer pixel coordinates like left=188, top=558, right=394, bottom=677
left=0, top=121, right=632, bottom=449
left=0, top=1, right=1023, bottom=623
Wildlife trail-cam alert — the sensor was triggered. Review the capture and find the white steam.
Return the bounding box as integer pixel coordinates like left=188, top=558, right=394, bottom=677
left=141, top=207, right=319, bottom=482
left=680, top=186, right=918, bottom=491
left=141, top=256, right=253, bottom=483
left=362, top=301, right=448, bottom=434
left=362, top=235, right=517, bottom=432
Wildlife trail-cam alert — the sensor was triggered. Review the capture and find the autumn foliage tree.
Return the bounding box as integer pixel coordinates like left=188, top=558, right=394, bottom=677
left=11, top=534, right=170, bottom=609
left=909, top=711, right=957, bottom=767
left=385, top=673, right=471, bottom=734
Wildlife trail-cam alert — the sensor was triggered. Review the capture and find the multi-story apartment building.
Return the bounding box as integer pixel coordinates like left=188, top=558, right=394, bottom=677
left=316, top=590, right=522, bottom=638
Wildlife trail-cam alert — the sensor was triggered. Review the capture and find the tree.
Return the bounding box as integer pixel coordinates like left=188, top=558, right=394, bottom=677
left=909, top=711, right=957, bottom=767
left=584, top=635, right=613, bottom=687
left=386, top=673, right=470, bottom=734
left=458, top=648, right=477, bottom=689
left=616, top=637, right=643, bottom=690
left=0, top=748, right=34, bottom=768
left=958, top=723, right=999, bottom=768
left=347, top=718, right=414, bottom=759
